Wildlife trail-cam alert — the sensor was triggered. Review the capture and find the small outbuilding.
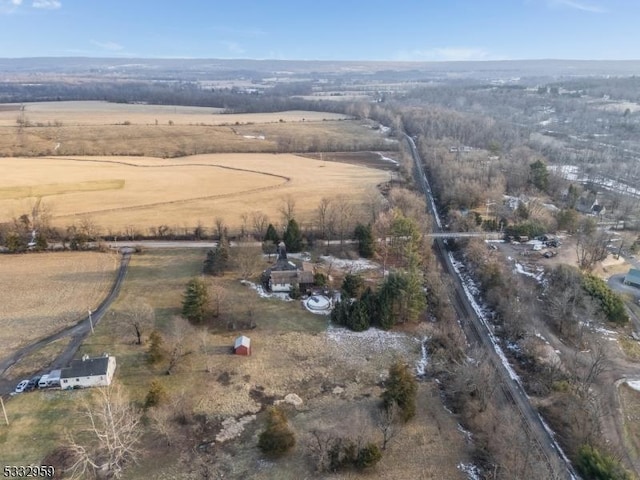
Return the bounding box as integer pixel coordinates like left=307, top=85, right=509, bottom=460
left=60, top=353, right=116, bottom=389
left=233, top=336, right=251, bottom=356
left=624, top=268, right=640, bottom=289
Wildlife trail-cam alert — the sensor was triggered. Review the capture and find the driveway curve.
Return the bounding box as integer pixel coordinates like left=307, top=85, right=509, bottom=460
left=0, top=251, right=131, bottom=394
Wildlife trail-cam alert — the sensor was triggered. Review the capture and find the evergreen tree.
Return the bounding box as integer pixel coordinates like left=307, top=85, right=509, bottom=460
left=181, top=277, right=209, bottom=323
left=283, top=218, right=303, bottom=253
left=347, top=300, right=370, bottom=332
left=382, top=361, right=418, bottom=422
left=354, top=223, right=374, bottom=258
left=264, top=223, right=280, bottom=243
left=203, top=234, right=230, bottom=276
left=341, top=273, right=365, bottom=299
left=529, top=159, right=549, bottom=192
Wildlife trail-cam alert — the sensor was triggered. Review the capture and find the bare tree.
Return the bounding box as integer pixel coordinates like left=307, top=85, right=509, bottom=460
left=575, top=219, right=610, bottom=271
left=165, top=316, right=195, bottom=375
left=147, top=402, right=176, bottom=447
left=125, top=298, right=154, bottom=345
left=213, top=217, right=226, bottom=240
left=331, top=195, right=355, bottom=248
left=232, top=237, right=263, bottom=281
left=66, top=383, right=142, bottom=479
left=279, top=194, right=296, bottom=225
left=375, top=402, right=400, bottom=450
left=207, top=279, right=229, bottom=319
left=251, top=211, right=269, bottom=240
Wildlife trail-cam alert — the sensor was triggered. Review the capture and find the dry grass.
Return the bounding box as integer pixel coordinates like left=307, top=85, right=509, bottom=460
left=619, top=384, right=640, bottom=470
left=0, top=101, right=348, bottom=127
left=0, top=251, right=119, bottom=352
left=0, top=154, right=388, bottom=234
left=5, top=337, right=72, bottom=379
left=1, top=248, right=469, bottom=477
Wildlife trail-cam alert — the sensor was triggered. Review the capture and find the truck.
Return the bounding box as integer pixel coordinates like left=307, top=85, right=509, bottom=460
left=38, top=369, right=61, bottom=389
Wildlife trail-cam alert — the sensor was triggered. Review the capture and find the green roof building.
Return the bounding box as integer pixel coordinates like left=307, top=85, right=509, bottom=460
left=624, top=268, right=640, bottom=289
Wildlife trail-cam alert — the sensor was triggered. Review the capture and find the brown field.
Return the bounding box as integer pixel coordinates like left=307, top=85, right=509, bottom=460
left=0, top=101, right=348, bottom=126
left=0, top=251, right=119, bottom=352
left=0, top=248, right=470, bottom=477
left=0, top=153, right=389, bottom=234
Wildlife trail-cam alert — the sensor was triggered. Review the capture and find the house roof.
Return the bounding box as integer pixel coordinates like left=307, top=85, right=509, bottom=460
left=234, top=336, right=251, bottom=349
left=61, top=356, right=111, bottom=379
left=626, top=269, right=640, bottom=285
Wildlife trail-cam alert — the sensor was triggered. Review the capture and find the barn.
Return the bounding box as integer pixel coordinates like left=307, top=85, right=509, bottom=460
left=60, top=354, right=116, bottom=389
left=624, top=268, right=640, bottom=289
left=234, top=336, right=251, bottom=356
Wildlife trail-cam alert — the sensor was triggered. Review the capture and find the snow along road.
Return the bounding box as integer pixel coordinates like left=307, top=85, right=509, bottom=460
left=404, top=133, right=578, bottom=479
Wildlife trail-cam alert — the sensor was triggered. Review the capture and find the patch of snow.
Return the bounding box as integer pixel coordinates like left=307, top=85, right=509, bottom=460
left=379, top=125, right=391, bottom=134
left=242, top=134, right=265, bottom=140
left=457, top=463, right=482, bottom=480
left=320, top=255, right=379, bottom=273
left=457, top=423, right=473, bottom=442
left=448, top=253, right=523, bottom=385
left=416, top=337, right=429, bottom=377
left=215, top=414, right=256, bottom=443
left=326, top=325, right=411, bottom=356
left=240, top=280, right=292, bottom=302
left=514, top=262, right=545, bottom=283
left=626, top=381, right=640, bottom=392
left=377, top=152, right=399, bottom=165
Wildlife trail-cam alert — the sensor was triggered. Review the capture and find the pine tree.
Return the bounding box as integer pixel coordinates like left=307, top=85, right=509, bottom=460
left=382, top=361, right=417, bottom=422
left=181, top=278, right=208, bottom=323
left=354, top=223, right=374, bottom=258
left=283, top=218, right=303, bottom=253
left=264, top=223, right=280, bottom=243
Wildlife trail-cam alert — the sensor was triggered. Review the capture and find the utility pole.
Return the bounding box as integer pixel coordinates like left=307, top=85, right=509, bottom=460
left=88, top=309, right=94, bottom=334
left=0, top=396, right=9, bottom=425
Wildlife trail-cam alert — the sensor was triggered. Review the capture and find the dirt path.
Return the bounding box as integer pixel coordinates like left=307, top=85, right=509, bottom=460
left=0, top=251, right=131, bottom=394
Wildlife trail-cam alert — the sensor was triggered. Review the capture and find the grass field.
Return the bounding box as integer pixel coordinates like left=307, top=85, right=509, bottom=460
left=0, top=248, right=470, bottom=477
left=619, top=384, right=640, bottom=471
left=0, top=101, right=348, bottom=127
left=0, top=153, right=389, bottom=234
left=0, top=251, right=119, bottom=353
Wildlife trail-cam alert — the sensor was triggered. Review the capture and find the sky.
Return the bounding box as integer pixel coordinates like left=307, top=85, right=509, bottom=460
left=0, top=0, right=638, bottom=61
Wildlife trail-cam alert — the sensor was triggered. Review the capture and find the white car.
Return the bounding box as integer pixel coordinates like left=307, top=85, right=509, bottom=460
left=14, top=379, right=30, bottom=393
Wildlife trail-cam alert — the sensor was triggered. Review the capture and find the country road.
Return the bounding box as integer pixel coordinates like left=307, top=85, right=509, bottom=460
left=0, top=252, right=131, bottom=394
left=404, top=134, right=577, bottom=479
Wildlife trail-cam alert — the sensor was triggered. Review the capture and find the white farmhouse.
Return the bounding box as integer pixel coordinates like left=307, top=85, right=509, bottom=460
left=60, top=354, right=116, bottom=389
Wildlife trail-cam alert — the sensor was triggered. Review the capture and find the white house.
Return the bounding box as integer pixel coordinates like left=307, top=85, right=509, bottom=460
left=60, top=354, right=116, bottom=389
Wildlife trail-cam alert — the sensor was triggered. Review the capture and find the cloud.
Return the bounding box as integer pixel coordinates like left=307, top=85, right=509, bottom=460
left=32, top=0, right=61, bottom=9
left=220, top=41, right=245, bottom=55
left=91, top=40, right=124, bottom=52
left=0, top=0, right=22, bottom=13
left=546, top=0, right=606, bottom=13
left=395, top=46, right=503, bottom=62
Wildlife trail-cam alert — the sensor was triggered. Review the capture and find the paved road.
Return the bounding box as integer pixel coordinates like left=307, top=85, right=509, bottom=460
left=404, top=134, right=576, bottom=479
left=0, top=252, right=131, bottom=394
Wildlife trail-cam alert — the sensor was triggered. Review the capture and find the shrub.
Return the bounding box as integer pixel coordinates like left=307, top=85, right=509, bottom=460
left=356, top=442, right=382, bottom=469
left=147, top=330, right=164, bottom=364
left=145, top=379, right=167, bottom=408
left=577, top=444, right=632, bottom=480
left=258, top=407, right=295, bottom=457
left=582, top=274, right=629, bottom=325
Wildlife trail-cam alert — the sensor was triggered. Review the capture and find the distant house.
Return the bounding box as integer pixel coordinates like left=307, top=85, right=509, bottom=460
left=624, top=269, right=640, bottom=289
left=234, top=336, right=251, bottom=356
left=264, top=242, right=314, bottom=293
left=60, top=354, right=116, bottom=389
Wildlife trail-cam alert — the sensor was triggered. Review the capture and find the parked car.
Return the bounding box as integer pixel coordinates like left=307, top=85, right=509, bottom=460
left=25, top=376, right=41, bottom=391
left=14, top=379, right=30, bottom=393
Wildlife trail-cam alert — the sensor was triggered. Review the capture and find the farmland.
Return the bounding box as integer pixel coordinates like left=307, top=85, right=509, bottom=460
left=0, top=101, right=394, bottom=235
left=0, top=251, right=118, bottom=355
left=0, top=153, right=389, bottom=234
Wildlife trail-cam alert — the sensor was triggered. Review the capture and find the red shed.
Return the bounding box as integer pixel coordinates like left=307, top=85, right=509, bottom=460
left=233, top=335, right=251, bottom=356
